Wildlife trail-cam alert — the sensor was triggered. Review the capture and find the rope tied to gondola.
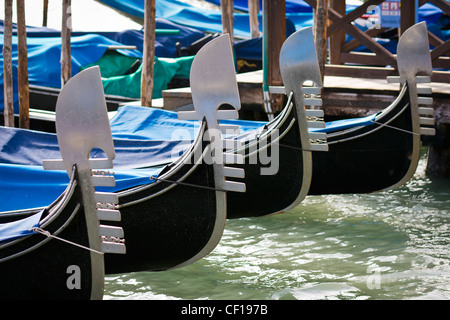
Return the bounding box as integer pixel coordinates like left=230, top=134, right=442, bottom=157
left=369, top=120, right=421, bottom=136
left=30, top=227, right=104, bottom=255
left=149, top=176, right=228, bottom=192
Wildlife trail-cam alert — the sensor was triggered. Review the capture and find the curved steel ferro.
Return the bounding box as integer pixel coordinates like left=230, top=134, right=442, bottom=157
left=396, top=21, right=436, bottom=136
left=383, top=22, right=435, bottom=191
left=278, top=27, right=328, bottom=207
left=43, top=67, right=125, bottom=299
left=279, top=27, right=328, bottom=150
left=397, top=22, right=433, bottom=85
left=178, top=34, right=246, bottom=194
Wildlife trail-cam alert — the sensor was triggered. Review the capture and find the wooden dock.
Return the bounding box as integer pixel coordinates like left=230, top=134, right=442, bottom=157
left=162, top=69, right=449, bottom=120
left=162, top=70, right=450, bottom=178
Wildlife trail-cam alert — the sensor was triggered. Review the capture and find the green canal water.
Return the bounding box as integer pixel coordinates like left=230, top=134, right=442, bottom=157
left=104, top=150, right=450, bottom=300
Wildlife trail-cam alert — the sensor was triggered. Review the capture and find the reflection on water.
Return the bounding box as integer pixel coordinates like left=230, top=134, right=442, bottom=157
left=104, top=151, right=450, bottom=300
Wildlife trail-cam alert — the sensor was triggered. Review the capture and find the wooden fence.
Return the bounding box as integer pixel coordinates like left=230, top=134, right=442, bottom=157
left=304, top=0, right=450, bottom=82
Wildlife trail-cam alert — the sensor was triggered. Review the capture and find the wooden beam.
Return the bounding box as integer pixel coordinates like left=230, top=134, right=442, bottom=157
left=314, top=0, right=329, bottom=81
left=17, top=0, right=30, bottom=129
left=140, top=0, right=156, bottom=107
left=221, top=0, right=234, bottom=46
left=306, top=0, right=396, bottom=66
left=329, top=7, right=397, bottom=66
left=43, top=0, right=49, bottom=27
left=431, top=41, right=450, bottom=62
left=61, top=0, right=71, bottom=86
left=325, top=0, right=384, bottom=36
left=400, top=0, right=417, bottom=35
left=325, top=64, right=398, bottom=79
left=329, top=0, right=345, bottom=64
left=342, top=27, right=388, bottom=53
left=248, top=0, right=260, bottom=38
left=3, top=0, right=14, bottom=127
left=263, top=0, right=286, bottom=114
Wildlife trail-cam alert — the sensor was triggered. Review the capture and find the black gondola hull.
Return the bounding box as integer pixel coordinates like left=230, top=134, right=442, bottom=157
left=308, top=86, right=417, bottom=195
left=0, top=178, right=101, bottom=300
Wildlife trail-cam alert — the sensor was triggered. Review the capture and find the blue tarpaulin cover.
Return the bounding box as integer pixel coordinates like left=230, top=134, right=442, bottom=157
left=0, top=104, right=378, bottom=212
left=98, top=0, right=315, bottom=38
left=0, top=163, right=163, bottom=212
left=0, top=209, right=43, bottom=242
left=0, top=33, right=142, bottom=113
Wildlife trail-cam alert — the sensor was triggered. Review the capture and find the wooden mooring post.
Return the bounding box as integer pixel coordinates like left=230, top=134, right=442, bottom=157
left=3, top=0, right=14, bottom=128
left=262, top=0, right=286, bottom=119
left=141, top=0, right=156, bottom=107
left=61, top=0, right=72, bottom=86
left=17, top=0, right=30, bottom=129
left=314, top=0, right=328, bottom=83
left=221, top=0, right=234, bottom=44
left=248, top=0, right=260, bottom=38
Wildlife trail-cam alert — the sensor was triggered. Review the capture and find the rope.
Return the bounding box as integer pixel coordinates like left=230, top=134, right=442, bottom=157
left=150, top=176, right=227, bottom=192
left=278, top=143, right=318, bottom=152
left=30, top=227, right=104, bottom=255
left=370, top=120, right=421, bottom=136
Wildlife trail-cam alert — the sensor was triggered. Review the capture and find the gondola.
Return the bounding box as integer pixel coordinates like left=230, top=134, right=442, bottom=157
left=0, top=63, right=126, bottom=299
left=224, top=27, right=328, bottom=218
left=1, top=35, right=246, bottom=274
left=0, top=28, right=325, bottom=221
left=300, top=22, right=436, bottom=194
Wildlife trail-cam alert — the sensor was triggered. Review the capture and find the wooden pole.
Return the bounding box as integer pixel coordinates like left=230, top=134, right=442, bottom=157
left=140, top=0, right=156, bottom=107
left=17, top=0, right=30, bottom=129
left=61, top=0, right=71, bottom=86
left=43, top=0, right=49, bottom=27
left=262, top=0, right=286, bottom=118
left=221, top=0, right=234, bottom=43
left=248, top=0, right=260, bottom=38
left=329, top=0, right=345, bottom=65
left=314, top=0, right=328, bottom=82
left=400, top=0, right=417, bottom=35
left=3, top=0, right=14, bottom=127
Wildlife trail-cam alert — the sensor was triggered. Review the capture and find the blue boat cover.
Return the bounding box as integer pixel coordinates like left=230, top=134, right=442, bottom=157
left=0, top=209, right=43, bottom=242
left=204, top=0, right=314, bottom=13
left=0, top=124, right=192, bottom=168
left=309, top=112, right=378, bottom=133
left=98, top=0, right=314, bottom=38
left=109, top=105, right=267, bottom=140
left=0, top=104, right=378, bottom=212
left=0, top=163, right=163, bottom=212
left=96, top=0, right=449, bottom=56
left=0, top=33, right=142, bottom=113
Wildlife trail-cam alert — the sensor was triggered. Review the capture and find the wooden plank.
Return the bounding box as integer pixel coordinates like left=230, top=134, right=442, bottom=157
left=17, top=0, right=30, bottom=129
left=140, top=0, right=156, bottom=107
left=3, top=0, right=14, bottom=127
left=340, top=51, right=397, bottom=66
left=325, top=64, right=398, bottom=79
